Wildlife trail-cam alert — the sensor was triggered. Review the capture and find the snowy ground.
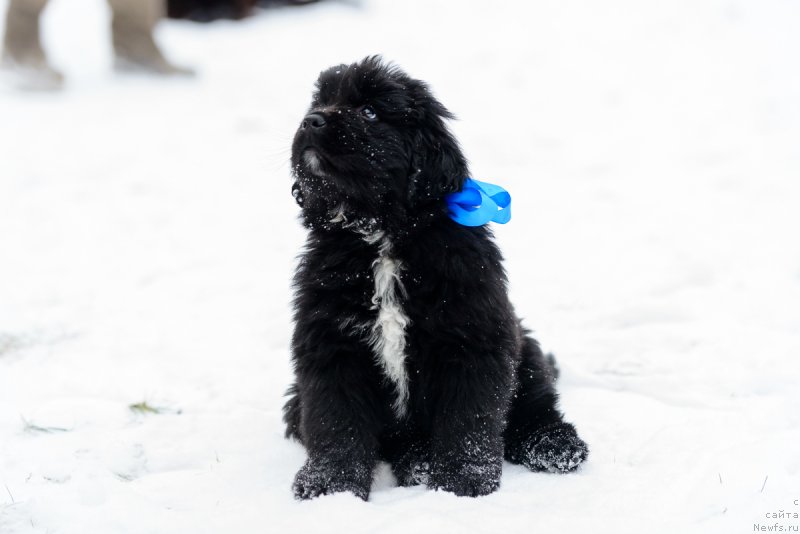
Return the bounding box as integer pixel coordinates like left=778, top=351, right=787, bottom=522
left=1, top=0, right=799, bottom=532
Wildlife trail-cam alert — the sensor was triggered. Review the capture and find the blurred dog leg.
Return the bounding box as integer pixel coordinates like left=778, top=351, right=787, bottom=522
left=1, top=0, right=64, bottom=90
left=108, top=0, right=194, bottom=76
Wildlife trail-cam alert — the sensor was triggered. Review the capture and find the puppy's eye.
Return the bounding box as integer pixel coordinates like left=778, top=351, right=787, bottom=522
left=361, top=106, right=378, bottom=121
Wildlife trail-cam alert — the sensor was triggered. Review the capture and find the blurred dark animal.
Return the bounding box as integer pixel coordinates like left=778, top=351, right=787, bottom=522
left=283, top=56, right=589, bottom=501
left=167, top=0, right=318, bottom=22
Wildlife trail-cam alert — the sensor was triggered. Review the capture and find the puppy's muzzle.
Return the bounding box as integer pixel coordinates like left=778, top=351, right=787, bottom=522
left=302, top=112, right=327, bottom=130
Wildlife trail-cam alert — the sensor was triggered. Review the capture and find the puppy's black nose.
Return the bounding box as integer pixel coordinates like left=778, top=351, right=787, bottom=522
left=302, top=112, right=326, bottom=129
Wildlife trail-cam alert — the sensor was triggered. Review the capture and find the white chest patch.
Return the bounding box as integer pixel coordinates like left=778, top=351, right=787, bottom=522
left=364, top=232, right=410, bottom=417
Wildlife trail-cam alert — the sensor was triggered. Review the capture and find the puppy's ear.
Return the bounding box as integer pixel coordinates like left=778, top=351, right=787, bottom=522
left=407, top=82, right=468, bottom=204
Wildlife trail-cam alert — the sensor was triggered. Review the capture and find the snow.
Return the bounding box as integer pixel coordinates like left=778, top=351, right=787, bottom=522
left=1, top=0, right=799, bottom=532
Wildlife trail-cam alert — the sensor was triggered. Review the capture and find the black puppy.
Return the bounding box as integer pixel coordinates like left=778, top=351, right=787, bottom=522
left=283, top=56, right=588, bottom=500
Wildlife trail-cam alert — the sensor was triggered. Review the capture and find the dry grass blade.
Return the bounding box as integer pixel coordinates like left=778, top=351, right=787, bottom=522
left=21, top=416, right=70, bottom=434
left=129, top=401, right=181, bottom=416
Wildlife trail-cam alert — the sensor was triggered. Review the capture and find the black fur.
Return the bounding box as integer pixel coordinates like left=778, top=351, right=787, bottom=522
left=167, top=0, right=318, bottom=22
left=284, top=56, right=587, bottom=500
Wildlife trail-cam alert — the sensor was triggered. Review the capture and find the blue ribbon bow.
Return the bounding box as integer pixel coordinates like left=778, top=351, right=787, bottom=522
left=445, top=178, right=512, bottom=227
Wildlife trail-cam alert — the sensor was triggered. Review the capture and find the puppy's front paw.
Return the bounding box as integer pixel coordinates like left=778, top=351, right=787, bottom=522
left=429, top=455, right=502, bottom=497
left=292, top=458, right=372, bottom=501
left=518, top=421, right=588, bottom=473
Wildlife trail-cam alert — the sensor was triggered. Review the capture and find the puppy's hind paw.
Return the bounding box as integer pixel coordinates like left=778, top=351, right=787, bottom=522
left=394, top=458, right=431, bottom=487
left=292, top=458, right=372, bottom=501
left=392, top=446, right=431, bottom=487
left=429, top=457, right=502, bottom=497
left=517, top=421, right=588, bottom=473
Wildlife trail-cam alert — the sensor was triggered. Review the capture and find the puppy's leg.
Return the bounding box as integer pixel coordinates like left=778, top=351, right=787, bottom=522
left=281, top=383, right=302, bottom=443
left=291, top=343, right=388, bottom=501
left=504, top=335, right=589, bottom=473
left=2, top=0, right=64, bottom=90
left=107, top=0, right=194, bottom=76
left=426, top=355, right=513, bottom=497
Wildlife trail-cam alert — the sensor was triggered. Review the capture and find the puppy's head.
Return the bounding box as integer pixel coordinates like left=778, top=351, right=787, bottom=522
left=291, top=56, right=467, bottom=229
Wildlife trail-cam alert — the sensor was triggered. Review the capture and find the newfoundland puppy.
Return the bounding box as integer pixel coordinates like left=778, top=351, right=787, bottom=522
left=283, top=56, right=588, bottom=500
